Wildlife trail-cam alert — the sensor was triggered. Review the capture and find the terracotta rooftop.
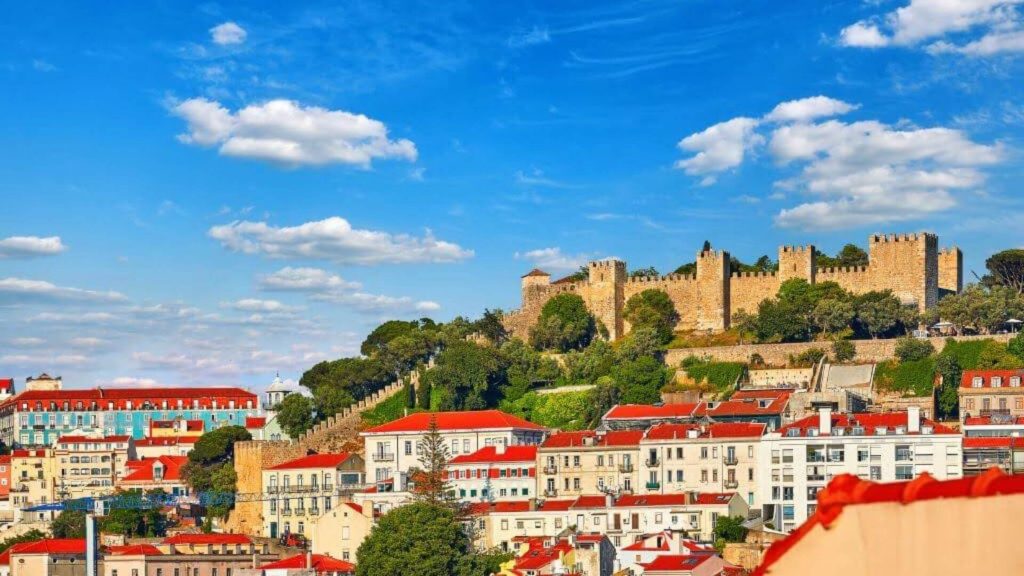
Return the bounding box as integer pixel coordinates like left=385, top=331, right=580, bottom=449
left=9, top=539, right=87, bottom=555
left=363, top=410, right=546, bottom=434
left=450, top=445, right=538, bottom=464
left=776, top=411, right=956, bottom=437
left=267, top=453, right=354, bottom=470
left=260, top=553, right=355, bottom=573
left=645, top=422, right=766, bottom=440
left=162, top=534, right=252, bottom=545
left=106, top=544, right=163, bottom=556
left=521, top=268, right=551, bottom=278
left=120, top=455, right=188, bottom=482
left=603, top=403, right=701, bottom=421
left=541, top=430, right=643, bottom=448
left=961, top=369, right=1024, bottom=389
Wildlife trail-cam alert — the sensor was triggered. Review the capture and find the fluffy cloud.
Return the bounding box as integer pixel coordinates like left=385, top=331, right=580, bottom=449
left=0, top=278, right=126, bottom=304
left=210, top=22, right=247, bottom=45
left=101, top=376, right=162, bottom=388
left=838, top=0, right=1024, bottom=55
left=674, top=117, right=763, bottom=178
left=0, top=236, right=66, bottom=258
left=259, top=267, right=362, bottom=292
left=209, top=217, right=472, bottom=265
left=676, top=97, right=1003, bottom=229
left=764, top=96, right=859, bottom=123
left=515, top=247, right=594, bottom=273
left=225, top=298, right=300, bottom=313
left=312, top=291, right=441, bottom=313
left=171, top=98, right=417, bottom=167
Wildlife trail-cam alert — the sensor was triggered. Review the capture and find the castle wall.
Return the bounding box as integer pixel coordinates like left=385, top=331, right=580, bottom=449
left=864, top=233, right=937, bottom=311
left=622, top=274, right=699, bottom=332
left=938, top=248, right=963, bottom=294
left=729, top=272, right=780, bottom=317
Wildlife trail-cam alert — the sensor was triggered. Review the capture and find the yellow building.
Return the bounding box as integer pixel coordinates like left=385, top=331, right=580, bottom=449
left=262, top=453, right=366, bottom=541
left=537, top=430, right=643, bottom=497
left=53, top=434, right=135, bottom=500
left=10, top=448, right=56, bottom=508
left=312, top=499, right=378, bottom=565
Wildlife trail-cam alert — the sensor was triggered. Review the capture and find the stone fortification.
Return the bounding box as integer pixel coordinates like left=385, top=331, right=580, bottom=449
left=504, top=232, right=961, bottom=341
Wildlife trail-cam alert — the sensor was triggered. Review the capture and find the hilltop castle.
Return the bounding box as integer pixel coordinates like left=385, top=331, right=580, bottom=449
left=503, top=232, right=963, bottom=341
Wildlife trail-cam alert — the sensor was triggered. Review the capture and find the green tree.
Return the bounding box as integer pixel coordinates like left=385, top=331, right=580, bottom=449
left=188, top=425, right=251, bottom=466
left=832, top=340, right=856, bottom=362
left=935, top=353, right=962, bottom=420
left=623, top=289, right=679, bottom=344
left=630, top=266, right=660, bottom=278
left=975, top=340, right=1024, bottom=369
left=812, top=298, right=855, bottom=335
left=361, top=320, right=423, bottom=357
left=818, top=244, right=868, bottom=268
left=714, top=515, right=749, bottom=543
left=983, top=249, right=1024, bottom=294
left=562, top=340, right=616, bottom=386
left=617, top=327, right=664, bottom=362
left=474, top=309, right=508, bottom=345
left=500, top=339, right=561, bottom=402
left=611, top=356, right=671, bottom=404
left=422, top=340, right=505, bottom=411
left=673, top=262, right=697, bottom=275
left=529, top=293, right=596, bottom=352
left=894, top=337, right=936, bottom=363
left=417, top=374, right=433, bottom=410
left=100, top=490, right=169, bottom=537
left=855, top=291, right=911, bottom=338
left=52, top=510, right=87, bottom=538
left=563, top=265, right=589, bottom=282
left=1009, top=332, right=1024, bottom=361
left=208, top=464, right=239, bottom=518
left=276, top=393, right=316, bottom=439
left=932, top=285, right=1024, bottom=334
left=356, top=503, right=485, bottom=576
left=411, top=417, right=454, bottom=507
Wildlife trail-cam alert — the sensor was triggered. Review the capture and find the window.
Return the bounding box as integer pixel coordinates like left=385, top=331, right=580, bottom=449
left=404, top=441, right=412, bottom=455
left=896, top=465, right=913, bottom=480
left=1012, top=376, right=1022, bottom=388
left=993, top=376, right=1003, bottom=388
left=972, top=377, right=983, bottom=388
left=700, top=447, right=708, bottom=459
left=573, top=456, right=580, bottom=468
left=747, top=445, right=754, bottom=458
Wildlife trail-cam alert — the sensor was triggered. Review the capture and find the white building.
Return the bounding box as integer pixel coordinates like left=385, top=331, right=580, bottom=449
left=262, top=453, right=366, bottom=541
left=759, top=407, right=962, bottom=532
left=448, top=444, right=537, bottom=502
left=361, top=410, right=546, bottom=488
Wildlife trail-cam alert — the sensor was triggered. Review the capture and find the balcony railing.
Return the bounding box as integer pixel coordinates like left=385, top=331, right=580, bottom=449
left=281, top=509, right=292, bottom=517
left=645, top=458, right=660, bottom=467
left=543, top=465, right=558, bottom=474
left=724, top=455, right=738, bottom=466
left=645, top=482, right=660, bottom=489
left=619, top=464, right=634, bottom=473
left=372, top=453, right=395, bottom=462
left=725, top=480, right=739, bottom=489
left=544, top=489, right=558, bottom=497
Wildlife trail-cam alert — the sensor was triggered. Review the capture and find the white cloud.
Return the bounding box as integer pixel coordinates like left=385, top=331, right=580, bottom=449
left=171, top=98, right=417, bottom=167
left=259, top=267, right=362, bottom=292
left=312, top=291, right=440, bottom=313
left=764, top=96, right=859, bottom=123
left=838, top=0, right=1024, bottom=55
left=225, top=298, right=300, bottom=313
left=210, top=22, right=247, bottom=46
left=209, top=217, right=473, bottom=265
left=0, top=236, right=67, bottom=258
left=508, top=26, right=552, bottom=48
left=9, top=337, right=45, bottom=347
left=0, top=278, right=126, bottom=304
left=0, top=353, right=89, bottom=367
left=29, top=312, right=121, bottom=324
left=69, top=337, right=108, bottom=349
left=515, top=169, right=579, bottom=189
left=676, top=97, right=1004, bottom=229
left=514, top=247, right=592, bottom=272
left=674, top=117, right=763, bottom=176
left=101, top=376, right=161, bottom=388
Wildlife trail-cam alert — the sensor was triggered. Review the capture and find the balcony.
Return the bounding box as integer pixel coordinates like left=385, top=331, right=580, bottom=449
left=619, top=464, right=634, bottom=473
left=645, top=458, right=660, bottom=467
left=281, top=509, right=292, bottom=517
left=645, top=481, right=660, bottom=490
left=543, top=465, right=558, bottom=474
left=372, top=453, right=395, bottom=462
left=323, top=485, right=334, bottom=493
left=725, top=480, right=739, bottom=489
left=723, top=454, right=738, bottom=466
left=544, top=489, right=558, bottom=497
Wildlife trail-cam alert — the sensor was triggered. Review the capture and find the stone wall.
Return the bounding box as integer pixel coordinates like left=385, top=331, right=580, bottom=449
left=224, top=379, right=406, bottom=536
left=665, top=334, right=1013, bottom=366
left=503, top=232, right=961, bottom=342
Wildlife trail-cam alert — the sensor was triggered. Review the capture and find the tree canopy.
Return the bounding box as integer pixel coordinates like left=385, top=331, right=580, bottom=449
left=623, top=289, right=679, bottom=344
left=276, top=393, right=315, bottom=439
left=181, top=425, right=251, bottom=519
left=817, top=244, right=869, bottom=269
left=529, top=293, right=597, bottom=352
left=982, top=249, right=1024, bottom=294
left=422, top=340, right=506, bottom=411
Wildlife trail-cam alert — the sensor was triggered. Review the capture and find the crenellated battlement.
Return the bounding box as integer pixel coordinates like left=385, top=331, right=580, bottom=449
left=505, top=231, right=959, bottom=341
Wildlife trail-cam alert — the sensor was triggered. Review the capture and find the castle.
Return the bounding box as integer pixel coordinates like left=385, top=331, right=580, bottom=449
left=503, top=232, right=963, bottom=341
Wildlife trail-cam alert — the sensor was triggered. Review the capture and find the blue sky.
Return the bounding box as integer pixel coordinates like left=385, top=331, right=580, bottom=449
left=1, top=0, right=1023, bottom=390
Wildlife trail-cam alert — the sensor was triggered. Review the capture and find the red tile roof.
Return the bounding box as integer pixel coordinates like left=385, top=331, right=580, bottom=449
left=135, top=436, right=198, bottom=447
left=603, top=403, right=700, bottom=421
left=0, top=548, right=9, bottom=566
left=730, top=388, right=792, bottom=400
left=1, top=386, right=257, bottom=412
left=363, top=410, right=546, bottom=434
left=752, top=468, right=1024, bottom=576
left=699, top=394, right=789, bottom=417
left=11, top=449, right=48, bottom=458
left=57, top=435, right=131, bottom=444
left=162, top=534, right=252, bottom=545
left=267, top=453, right=353, bottom=470
left=572, top=495, right=611, bottom=509
left=963, top=437, right=1020, bottom=449
left=450, top=445, right=537, bottom=464
left=641, top=554, right=715, bottom=571
left=120, top=455, right=188, bottom=482
left=961, top=369, right=1024, bottom=389
left=644, top=422, right=766, bottom=440
left=9, top=539, right=86, bottom=555
left=260, top=553, right=355, bottom=573
left=245, top=416, right=267, bottom=428
left=0, top=378, right=12, bottom=391
left=540, top=430, right=643, bottom=448
left=107, top=544, right=163, bottom=556
left=616, top=493, right=734, bottom=507
left=0, top=455, right=10, bottom=464
left=521, top=268, right=550, bottom=278
left=776, top=411, right=957, bottom=437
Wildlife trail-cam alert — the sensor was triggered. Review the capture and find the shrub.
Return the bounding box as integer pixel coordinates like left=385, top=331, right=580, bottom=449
left=894, top=337, right=936, bottom=363
left=682, top=359, right=746, bottom=396
left=875, top=358, right=936, bottom=397
left=790, top=347, right=826, bottom=367
left=832, top=340, right=856, bottom=362
left=939, top=338, right=994, bottom=370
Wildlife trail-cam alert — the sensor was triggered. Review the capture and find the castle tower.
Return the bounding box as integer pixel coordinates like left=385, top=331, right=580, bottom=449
left=778, top=245, right=816, bottom=284
left=868, top=232, right=938, bottom=312
left=938, top=247, right=963, bottom=295
left=696, top=248, right=730, bottom=331
left=587, top=260, right=627, bottom=340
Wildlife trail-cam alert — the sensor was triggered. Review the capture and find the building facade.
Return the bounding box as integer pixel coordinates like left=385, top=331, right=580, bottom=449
left=959, top=369, right=1024, bottom=420
left=504, top=233, right=961, bottom=339
left=448, top=445, right=537, bottom=501
left=759, top=408, right=962, bottom=532
left=262, top=453, right=366, bottom=540
left=0, top=387, right=260, bottom=447
left=53, top=435, right=135, bottom=499
left=537, top=431, right=643, bottom=498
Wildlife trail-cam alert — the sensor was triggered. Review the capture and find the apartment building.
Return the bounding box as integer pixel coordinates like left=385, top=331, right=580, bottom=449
left=469, top=492, right=747, bottom=550
left=53, top=435, right=135, bottom=499
left=313, top=500, right=378, bottom=565
left=759, top=407, right=961, bottom=532
left=959, top=369, right=1024, bottom=420
left=0, top=386, right=260, bottom=447
left=6, top=538, right=86, bottom=576
left=537, top=430, right=643, bottom=498
left=118, top=455, right=189, bottom=494
left=639, top=422, right=765, bottom=507
left=133, top=436, right=197, bottom=459
left=262, top=453, right=366, bottom=540
left=496, top=534, right=615, bottom=576
left=448, top=444, right=537, bottom=501
left=10, top=448, right=56, bottom=508
left=0, top=455, right=9, bottom=499
left=361, top=410, right=546, bottom=487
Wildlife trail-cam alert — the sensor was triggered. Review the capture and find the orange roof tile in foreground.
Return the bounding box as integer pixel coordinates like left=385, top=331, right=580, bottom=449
left=260, top=553, right=355, bottom=573
left=541, top=430, right=643, bottom=448
left=267, top=453, right=353, bottom=470
left=450, top=445, right=538, bottom=464
left=9, top=539, right=87, bottom=555
left=363, top=410, right=546, bottom=434
left=752, top=468, right=1024, bottom=576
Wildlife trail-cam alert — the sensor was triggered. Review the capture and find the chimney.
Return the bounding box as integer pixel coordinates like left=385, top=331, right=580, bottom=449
left=686, top=428, right=700, bottom=439
left=306, top=550, right=313, bottom=569
left=495, top=443, right=506, bottom=455
left=818, top=407, right=832, bottom=436
left=605, top=493, right=614, bottom=507
left=362, top=500, right=375, bottom=520
left=907, top=406, right=920, bottom=433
